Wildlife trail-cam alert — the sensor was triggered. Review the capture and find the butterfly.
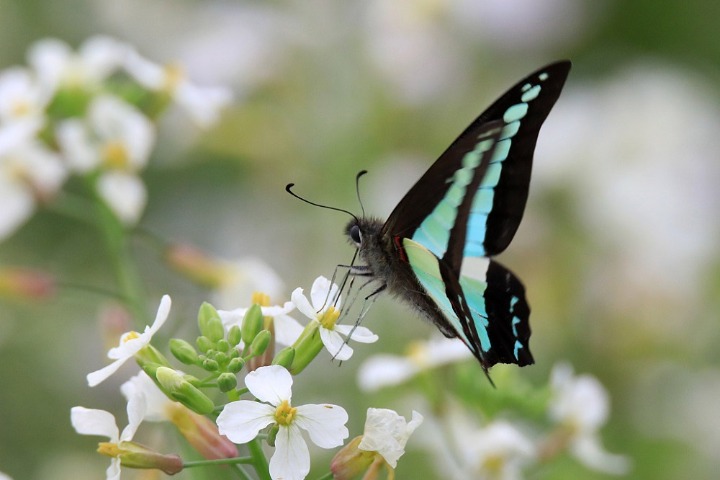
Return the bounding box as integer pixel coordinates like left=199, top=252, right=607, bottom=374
left=342, top=61, right=571, bottom=374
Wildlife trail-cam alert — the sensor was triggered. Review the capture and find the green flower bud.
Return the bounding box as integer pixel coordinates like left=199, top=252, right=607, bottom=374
left=216, top=339, right=230, bottom=353
left=248, top=330, right=271, bottom=358
left=136, top=344, right=171, bottom=368
left=202, top=358, right=219, bottom=371
left=228, top=357, right=245, bottom=374
left=272, top=347, right=296, bottom=369
left=196, top=336, right=214, bottom=353
left=227, top=325, right=242, bottom=347
left=155, top=367, right=215, bottom=415
left=214, top=351, right=229, bottom=367
left=241, top=304, right=263, bottom=345
left=198, top=302, right=225, bottom=343
left=169, top=338, right=199, bottom=365
left=217, top=372, right=237, bottom=392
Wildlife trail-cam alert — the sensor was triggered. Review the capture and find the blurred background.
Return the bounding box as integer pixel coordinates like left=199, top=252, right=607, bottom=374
left=1, top=0, right=720, bottom=479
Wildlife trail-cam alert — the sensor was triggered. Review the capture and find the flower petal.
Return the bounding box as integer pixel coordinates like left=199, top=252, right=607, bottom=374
left=97, top=171, right=147, bottom=225
left=291, top=287, right=316, bottom=320
left=320, top=328, right=353, bottom=361
left=357, top=355, right=418, bottom=391
left=295, top=403, right=349, bottom=448
left=70, top=407, right=119, bottom=441
left=273, top=313, right=304, bottom=346
left=245, top=365, right=293, bottom=405
left=334, top=324, right=379, bottom=343
left=216, top=400, right=275, bottom=444
left=310, top=276, right=340, bottom=311
left=571, top=434, right=631, bottom=475
left=270, top=424, right=310, bottom=480
left=86, top=357, right=127, bottom=387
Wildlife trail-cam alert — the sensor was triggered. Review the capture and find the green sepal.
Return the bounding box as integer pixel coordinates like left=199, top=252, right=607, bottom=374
left=196, top=336, right=214, bottom=353
left=155, top=367, right=215, bottom=415
left=266, top=424, right=279, bottom=447
left=227, top=325, right=242, bottom=347
left=228, top=357, right=245, bottom=374
left=288, top=322, right=323, bottom=374
left=272, top=347, right=296, bottom=369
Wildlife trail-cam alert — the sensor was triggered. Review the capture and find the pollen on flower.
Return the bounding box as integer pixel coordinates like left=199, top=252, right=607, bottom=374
left=102, top=141, right=130, bottom=169
left=251, top=291, right=271, bottom=307
left=405, top=341, right=429, bottom=367
left=97, top=441, right=121, bottom=458
left=122, top=330, right=141, bottom=342
left=274, top=399, right=297, bottom=426
left=11, top=100, right=31, bottom=118
left=319, top=306, right=340, bottom=330
left=482, top=454, right=506, bottom=474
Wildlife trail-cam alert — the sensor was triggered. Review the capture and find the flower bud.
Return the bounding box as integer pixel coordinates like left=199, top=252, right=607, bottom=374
left=169, top=338, right=199, bottom=365
left=330, top=436, right=377, bottom=480
left=98, top=440, right=183, bottom=475
left=135, top=344, right=171, bottom=370
left=0, top=267, right=55, bottom=300
left=166, top=404, right=237, bottom=459
left=217, top=372, right=237, bottom=392
left=241, top=304, right=263, bottom=344
left=196, top=336, right=214, bottom=353
left=198, top=302, right=225, bottom=342
left=228, top=357, right=245, bottom=373
left=248, top=330, right=271, bottom=358
left=227, top=325, right=242, bottom=346
left=156, top=367, right=215, bottom=415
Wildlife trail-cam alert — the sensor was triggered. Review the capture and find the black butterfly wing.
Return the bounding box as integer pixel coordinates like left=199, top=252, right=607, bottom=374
left=383, top=61, right=570, bottom=368
left=383, top=61, right=571, bottom=258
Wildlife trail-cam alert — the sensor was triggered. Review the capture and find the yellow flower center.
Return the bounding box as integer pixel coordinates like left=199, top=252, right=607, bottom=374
left=163, top=64, right=185, bottom=93
left=481, top=454, right=505, bottom=474
left=102, top=141, right=130, bottom=169
left=274, top=399, right=297, bottom=426
left=318, top=306, right=340, bottom=330
left=405, top=341, right=429, bottom=367
left=97, top=442, right=121, bottom=458
left=11, top=100, right=31, bottom=118
left=251, top=291, right=271, bottom=307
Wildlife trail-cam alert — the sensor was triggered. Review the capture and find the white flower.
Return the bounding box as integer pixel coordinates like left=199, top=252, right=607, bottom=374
left=291, top=276, right=378, bottom=361
left=28, top=36, right=128, bottom=92
left=213, top=257, right=285, bottom=310
left=549, top=363, right=630, bottom=475
left=123, top=48, right=233, bottom=127
left=70, top=405, right=143, bottom=480
left=87, top=295, right=171, bottom=387
left=357, top=335, right=472, bottom=391
left=359, top=408, right=423, bottom=468
left=419, top=402, right=535, bottom=480
left=217, top=365, right=349, bottom=480
left=0, top=132, right=67, bottom=241
left=0, top=67, right=51, bottom=125
left=463, top=421, right=536, bottom=480
left=0, top=471, right=12, bottom=480
left=121, top=371, right=173, bottom=422
left=56, top=94, right=155, bottom=224
left=218, top=300, right=302, bottom=347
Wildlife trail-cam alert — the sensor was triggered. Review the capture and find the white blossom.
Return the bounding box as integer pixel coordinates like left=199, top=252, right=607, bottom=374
left=358, top=408, right=423, bottom=468
left=217, top=365, right=349, bottom=480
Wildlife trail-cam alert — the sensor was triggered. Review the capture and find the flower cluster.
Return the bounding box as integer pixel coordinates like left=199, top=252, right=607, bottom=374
left=0, top=35, right=232, bottom=240
left=73, top=275, right=404, bottom=480
left=356, top=338, right=631, bottom=479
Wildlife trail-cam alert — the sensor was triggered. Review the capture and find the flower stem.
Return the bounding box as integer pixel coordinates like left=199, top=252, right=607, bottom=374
left=247, top=438, right=272, bottom=480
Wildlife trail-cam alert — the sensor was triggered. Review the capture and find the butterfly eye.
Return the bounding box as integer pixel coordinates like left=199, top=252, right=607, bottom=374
left=350, top=224, right=362, bottom=245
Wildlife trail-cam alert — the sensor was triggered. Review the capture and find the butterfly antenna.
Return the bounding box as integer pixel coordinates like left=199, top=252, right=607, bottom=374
left=355, top=170, right=368, bottom=217
left=286, top=183, right=359, bottom=222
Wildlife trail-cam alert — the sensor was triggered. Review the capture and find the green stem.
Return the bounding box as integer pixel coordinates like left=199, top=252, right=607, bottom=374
left=247, top=438, right=272, bottom=480
left=183, top=457, right=254, bottom=480
left=315, top=472, right=334, bottom=480
left=93, top=191, right=147, bottom=324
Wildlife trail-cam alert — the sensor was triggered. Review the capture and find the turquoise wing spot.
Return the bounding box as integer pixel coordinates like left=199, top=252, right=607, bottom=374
left=521, top=85, right=541, bottom=102
left=513, top=340, right=523, bottom=360
left=403, top=239, right=470, bottom=346
left=503, top=103, right=528, bottom=123
left=458, top=275, right=491, bottom=352
left=412, top=129, right=496, bottom=258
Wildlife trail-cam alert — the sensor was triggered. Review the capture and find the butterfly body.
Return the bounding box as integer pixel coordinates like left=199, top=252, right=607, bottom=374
left=346, top=62, right=571, bottom=371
